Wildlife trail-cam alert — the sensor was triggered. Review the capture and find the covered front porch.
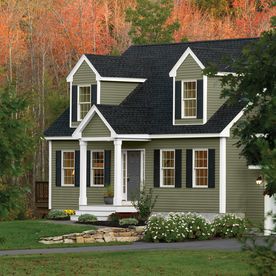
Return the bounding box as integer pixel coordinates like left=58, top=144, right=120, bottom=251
left=73, top=138, right=147, bottom=220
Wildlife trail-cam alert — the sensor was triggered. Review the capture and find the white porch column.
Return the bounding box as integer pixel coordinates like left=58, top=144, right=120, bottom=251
left=219, top=137, right=226, bottom=213
left=264, top=195, right=275, bottom=236
left=114, top=139, right=122, bottom=205
left=79, top=140, right=87, bottom=206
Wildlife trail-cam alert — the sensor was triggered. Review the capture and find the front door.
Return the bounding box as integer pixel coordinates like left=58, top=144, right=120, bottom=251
left=122, top=151, right=141, bottom=202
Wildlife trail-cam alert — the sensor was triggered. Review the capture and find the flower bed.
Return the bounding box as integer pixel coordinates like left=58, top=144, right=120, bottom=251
left=144, top=213, right=247, bottom=243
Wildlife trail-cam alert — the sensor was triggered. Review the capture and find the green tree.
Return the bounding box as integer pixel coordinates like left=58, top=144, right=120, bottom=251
left=206, top=28, right=276, bottom=195
left=125, top=0, right=180, bottom=45
left=0, top=84, right=35, bottom=181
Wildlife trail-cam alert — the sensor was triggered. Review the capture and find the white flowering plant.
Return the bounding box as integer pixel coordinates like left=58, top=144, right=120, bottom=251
left=144, top=213, right=215, bottom=242
left=213, top=214, right=247, bottom=238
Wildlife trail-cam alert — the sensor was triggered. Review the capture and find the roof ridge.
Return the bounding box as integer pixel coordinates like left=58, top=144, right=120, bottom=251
left=127, top=37, right=259, bottom=48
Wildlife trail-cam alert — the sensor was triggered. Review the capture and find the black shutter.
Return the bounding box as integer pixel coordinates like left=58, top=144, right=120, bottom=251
left=56, top=151, right=61, bottom=187
left=75, top=150, right=80, bottom=187
left=208, top=149, right=215, bottom=188
left=175, top=81, right=182, bottom=119
left=154, top=150, right=160, bottom=188
left=186, top=149, right=193, bottom=188
left=175, top=149, right=182, bottom=188
left=87, top=150, right=91, bottom=187
left=72, top=85, right=78, bottom=121
left=197, top=79, right=203, bottom=119
left=91, top=84, right=97, bottom=105
left=104, top=150, right=111, bottom=187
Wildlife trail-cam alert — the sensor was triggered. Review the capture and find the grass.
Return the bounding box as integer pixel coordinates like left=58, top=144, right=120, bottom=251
left=0, top=220, right=128, bottom=250
left=0, top=250, right=253, bottom=275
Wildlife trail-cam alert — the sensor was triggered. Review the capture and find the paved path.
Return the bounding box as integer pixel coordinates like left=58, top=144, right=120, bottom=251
left=0, top=239, right=242, bottom=256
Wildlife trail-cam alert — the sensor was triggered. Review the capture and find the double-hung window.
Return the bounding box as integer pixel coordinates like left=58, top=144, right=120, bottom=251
left=160, top=150, right=175, bottom=187
left=182, top=81, right=197, bottom=118
left=193, top=149, right=208, bottom=187
left=78, top=86, right=91, bottom=120
left=91, top=151, right=104, bottom=186
left=62, top=151, right=75, bottom=186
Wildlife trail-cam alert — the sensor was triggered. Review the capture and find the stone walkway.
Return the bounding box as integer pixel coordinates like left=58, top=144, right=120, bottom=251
left=0, top=239, right=242, bottom=256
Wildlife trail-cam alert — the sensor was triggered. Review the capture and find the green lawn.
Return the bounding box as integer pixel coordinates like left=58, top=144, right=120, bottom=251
left=0, top=220, right=101, bottom=250
left=0, top=250, right=253, bottom=275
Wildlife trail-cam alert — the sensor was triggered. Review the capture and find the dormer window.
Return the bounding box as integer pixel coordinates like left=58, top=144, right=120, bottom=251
left=78, top=86, right=91, bottom=120
left=182, top=81, right=197, bottom=118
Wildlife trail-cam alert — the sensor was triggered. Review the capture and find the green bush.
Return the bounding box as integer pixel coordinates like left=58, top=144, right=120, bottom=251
left=119, top=218, right=139, bottom=226
left=47, top=210, right=69, bottom=220
left=78, top=214, right=97, bottom=223
left=144, top=213, right=214, bottom=242
left=213, top=214, right=247, bottom=238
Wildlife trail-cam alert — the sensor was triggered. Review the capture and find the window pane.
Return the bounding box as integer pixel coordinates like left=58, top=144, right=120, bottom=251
left=79, top=87, right=91, bottom=102
left=194, top=150, right=208, bottom=186
left=92, top=151, right=104, bottom=185
left=163, top=168, right=175, bottom=186
left=161, top=150, right=175, bottom=186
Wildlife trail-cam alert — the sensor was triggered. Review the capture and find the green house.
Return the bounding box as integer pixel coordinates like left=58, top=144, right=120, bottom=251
left=44, top=38, right=275, bottom=231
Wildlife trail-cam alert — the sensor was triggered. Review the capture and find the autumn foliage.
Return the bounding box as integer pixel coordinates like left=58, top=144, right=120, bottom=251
left=0, top=0, right=274, bottom=182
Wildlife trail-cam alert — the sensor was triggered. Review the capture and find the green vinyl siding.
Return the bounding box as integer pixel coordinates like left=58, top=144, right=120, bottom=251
left=100, top=81, right=138, bottom=105
left=51, top=141, right=79, bottom=210
left=87, top=142, right=114, bottom=205
left=207, top=77, right=227, bottom=120
left=175, top=118, right=203, bottom=124
left=82, top=114, right=111, bottom=137
left=72, top=61, right=96, bottom=85
left=176, top=54, right=203, bottom=81
left=51, top=141, right=114, bottom=209
left=123, top=138, right=220, bottom=213
left=226, top=135, right=264, bottom=223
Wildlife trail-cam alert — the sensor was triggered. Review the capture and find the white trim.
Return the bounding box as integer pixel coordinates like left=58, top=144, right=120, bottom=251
left=90, top=150, right=105, bottom=187
left=99, top=77, right=146, bottom=82
left=219, top=137, right=226, bottom=213
left=44, top=137, right=76, bottom=141
left=216, top=72, right=237, bottom=76
left=97, top=80, right=101, bottom=104
left=248, top=165, right=261, bottom=170
left=69, top=82, right=73, bottom=128
left=203, top=75, right=208, bottom=124
left=66, top=55, right=101, bottom=82
left=181, top=80, right=197, bottom=119
left=264, top=195, right=276, bottom=235
left=82, top=137, right=114, bottom=142
left=72, top=105, right=116, bottom=139
left=114, top=139, right=123, bottom=205
left=48, top=141, right=52, bottom=209
left=169, top=47, right=205, bottom=77
left=79, top=140, right=87, bottom=205
left=172, top=76, right=176, bottom=125
left=220, top=110, right=244, bottom=137
left=192, top=149, right=208, bottom=188
left=77, top=85, right=91, bottom=121
left=61, top=150, right=75, bottom=187
left=160, top=149, right=176, bottom=188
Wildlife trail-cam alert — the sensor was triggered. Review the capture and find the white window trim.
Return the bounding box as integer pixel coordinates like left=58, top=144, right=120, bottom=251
left=192, top=149, right=208, bottom=188
left=160, top=149, right=175, bottom=188
left=91, top=150, right=105, bottom=187
left=61, top=150, right=75, bottom=187
left=181, top=80, right=197, bottom=119
left=77, top=85, right=91, bottom=121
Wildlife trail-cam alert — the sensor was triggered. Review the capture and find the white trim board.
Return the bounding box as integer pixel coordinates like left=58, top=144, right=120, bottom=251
left=219, top=137, right=227, bottom=213
left=48, top=141, right=52, bottom=209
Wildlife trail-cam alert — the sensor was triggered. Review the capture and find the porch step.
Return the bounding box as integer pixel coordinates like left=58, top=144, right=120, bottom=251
left=71, top=205, right=137, bottom=221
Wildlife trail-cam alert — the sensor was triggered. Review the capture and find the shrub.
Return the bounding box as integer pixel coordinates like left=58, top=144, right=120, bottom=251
left=119, top=218, right=139, bottom=226
left=78, top=214, right=97, bottom=223
left=47, top=210, right=69, bottom=220
left=132, top=188, right=158, bottom=221
left=213, top=214, right=247, bottom=238
left=144, top=213, right=214, bottom=242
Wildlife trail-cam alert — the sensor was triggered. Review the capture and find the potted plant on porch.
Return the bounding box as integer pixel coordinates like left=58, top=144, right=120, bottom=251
left=104, top=185, right=114, bottom=205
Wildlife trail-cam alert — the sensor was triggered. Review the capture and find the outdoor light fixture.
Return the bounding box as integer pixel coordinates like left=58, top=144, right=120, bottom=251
left=256, top=175, right=263, bottom=185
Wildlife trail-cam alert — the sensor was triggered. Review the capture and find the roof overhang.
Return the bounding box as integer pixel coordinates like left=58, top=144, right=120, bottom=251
left=169, top=47, right=205, bottom=77
left=72, top=105, right=116, bottom=139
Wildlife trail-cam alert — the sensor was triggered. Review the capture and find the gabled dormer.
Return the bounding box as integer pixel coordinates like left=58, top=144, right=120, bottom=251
left=170, top=48, right=206, bottom=125
left=66, top=55, right=146, bottom=128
